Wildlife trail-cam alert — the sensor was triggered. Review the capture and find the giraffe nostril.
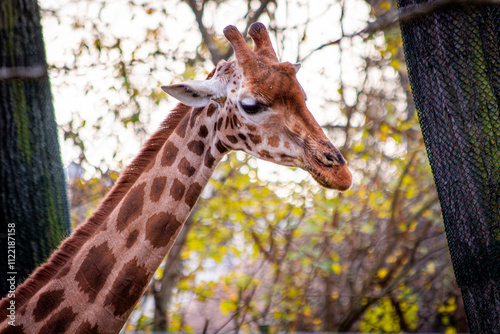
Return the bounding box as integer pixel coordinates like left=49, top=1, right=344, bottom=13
left=325, top=152, right=336, bottom=163
left=323, top=151, right=346, bottom=166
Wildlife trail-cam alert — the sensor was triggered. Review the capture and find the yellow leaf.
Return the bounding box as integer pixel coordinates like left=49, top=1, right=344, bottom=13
left=380, top=123, right=391, bottom=133
left=154, top=267, right=164, bottom=280
left=379, top=1, right=391, bottom=10
left=331, top=263, right=342, bottom=275
left=445, top=327, right=457, bottom=334
left=178, top=280, right=189, bottom=291
left=353, top=143, right=365, bottom=153
left=303, top=306, right=311, bottom=317
left=391, top=58, right=401, bottom=70
left=289, top=288, right=300, bottom=299
left=220, top=301, right=237, bottom=315
left=377, top=268, right=388, bottom=279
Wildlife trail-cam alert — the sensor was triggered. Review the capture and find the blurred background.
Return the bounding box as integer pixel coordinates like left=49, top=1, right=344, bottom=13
left=40, top=0, right=468, bottom=332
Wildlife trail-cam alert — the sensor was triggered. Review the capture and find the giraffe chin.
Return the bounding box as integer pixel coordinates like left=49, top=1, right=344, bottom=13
left=307, top=164, right=352, bottom=191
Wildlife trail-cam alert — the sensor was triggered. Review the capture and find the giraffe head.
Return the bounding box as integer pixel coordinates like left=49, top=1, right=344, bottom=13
left=162, top=23, right=352, bottom=190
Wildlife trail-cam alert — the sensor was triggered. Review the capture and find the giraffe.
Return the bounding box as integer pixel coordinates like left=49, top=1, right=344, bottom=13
left=0, top=22, right=351, bottom=333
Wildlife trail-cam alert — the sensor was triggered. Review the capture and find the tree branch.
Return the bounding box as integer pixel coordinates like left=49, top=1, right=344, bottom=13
left=185, top=0, right=274, bottom=65
left=301, top=0, right=500, bottom=62
left=184, top=0, right=224, bottom=65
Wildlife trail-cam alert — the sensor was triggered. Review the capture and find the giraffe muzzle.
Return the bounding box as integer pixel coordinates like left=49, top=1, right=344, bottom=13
left=303, top=143, right=352, bottom=191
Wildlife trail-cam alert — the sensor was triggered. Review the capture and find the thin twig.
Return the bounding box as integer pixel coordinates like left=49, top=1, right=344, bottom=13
left=301, top=0, right=500, bottom=62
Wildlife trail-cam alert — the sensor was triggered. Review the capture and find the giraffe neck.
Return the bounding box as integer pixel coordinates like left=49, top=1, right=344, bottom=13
left=0, top=104, right=225, bottom=333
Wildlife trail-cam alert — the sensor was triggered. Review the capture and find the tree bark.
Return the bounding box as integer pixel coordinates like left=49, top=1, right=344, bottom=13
left=398, top=1, right=500, bottom=332
left=0, top=0, right=70, bottom=296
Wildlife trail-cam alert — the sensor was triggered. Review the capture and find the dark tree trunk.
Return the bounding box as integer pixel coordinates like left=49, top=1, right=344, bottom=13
left=398, top=1, right=500, bottom=332
left=0, top=0, right=70, bottom=296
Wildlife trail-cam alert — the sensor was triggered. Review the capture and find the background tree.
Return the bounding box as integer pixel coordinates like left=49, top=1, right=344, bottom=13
left=0, top=0, right=70, bottom=296
left=39, top=0, right=469, bottom=332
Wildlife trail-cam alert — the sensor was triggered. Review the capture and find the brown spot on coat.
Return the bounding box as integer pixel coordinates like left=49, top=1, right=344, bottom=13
left=145, top=212, right=182, bottom=248
left=249, top=134, right=262, bottom=145
left=33, top=289, right=65, bottom=322
left=238, top=134, right=247, bottom=141
left=280, top=154, right=294, bottom=162
left=56, top=261, right=72, bottom=279
left=259, top=150, right=272, bottom=159
left=190, top=107, right=203, bottom=127
left=126, top=230, right=139, bottom=248
left=150, top=176, right=167, bottom=202
left=188, top=140, right=205, bottom=156
left=104, top=259, right=150, bottom=317
left=170, top=178, right=186, bottom=201
left=161, top=142, right=179, bottom=167
left=247, top=124, right=257, bottom=131
left=75, top=321, right=99, bottom=334
left=117, top=183, right=146, bottom=231
left=178, top=157, right=196, bottom=177
left=268, top=135, right=280, bottom=148
left=175, top=113, right=190, bottom=138
left=226, top=135, right=238, bottom=144
left=185, top=183, right=203, bottom=208
left=204, top=149, right=215, bottom=169
left=39, top=307, right=76, bottom=334
left=215, top=140, right=229, bottom=154
left=217, top=117, right=223, bottom=131
left=75, top=242, right=116, bottom=303
left=207, top=103, right=217, bottom=117
left=198, top=125, right=209, bottom=138
left=233, top=115, right=240, bottom=127
left=144, top=160, right=155, bottom=173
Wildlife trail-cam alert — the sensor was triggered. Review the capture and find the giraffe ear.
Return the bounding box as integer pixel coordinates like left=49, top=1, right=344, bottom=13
left=161, top=80, right=223, bottom=107
left=293, top=63, right=301, bottom=73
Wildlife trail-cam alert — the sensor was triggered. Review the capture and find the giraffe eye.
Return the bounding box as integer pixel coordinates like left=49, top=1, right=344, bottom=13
left=240, top=98, right=265, bottom=114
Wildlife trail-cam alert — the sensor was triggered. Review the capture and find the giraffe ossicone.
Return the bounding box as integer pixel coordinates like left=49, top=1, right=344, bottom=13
left=0, top=22, right=351, bottom=333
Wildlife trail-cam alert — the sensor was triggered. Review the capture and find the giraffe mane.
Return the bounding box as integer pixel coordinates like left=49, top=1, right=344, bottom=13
left=0, top=102, right=192, bottom=317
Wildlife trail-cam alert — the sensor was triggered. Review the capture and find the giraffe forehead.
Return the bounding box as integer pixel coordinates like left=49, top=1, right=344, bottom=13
left=242, top=71, right=301, bottom=104
left=215, top=60, right=302, bottom=108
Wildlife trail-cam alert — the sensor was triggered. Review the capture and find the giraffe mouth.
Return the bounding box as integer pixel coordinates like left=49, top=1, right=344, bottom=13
left=306, top=163, right=352, bottom=191
left=303, top=150, right=352, bottom=191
